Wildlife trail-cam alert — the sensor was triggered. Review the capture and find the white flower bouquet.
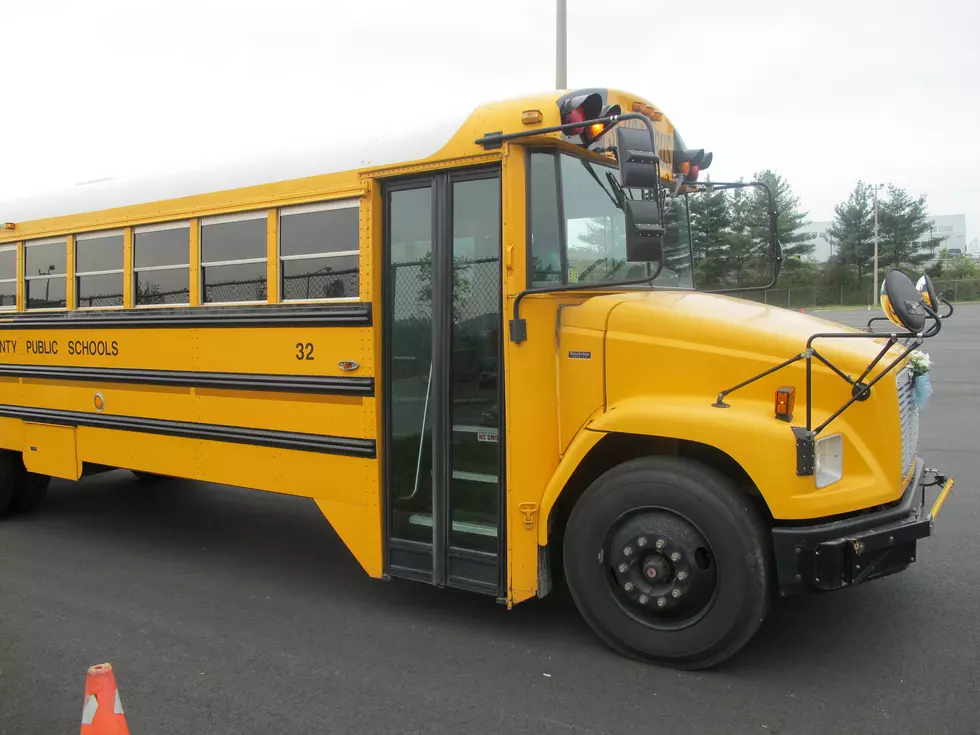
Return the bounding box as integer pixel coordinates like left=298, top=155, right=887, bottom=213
left=909, top=350, right=933, bottom=408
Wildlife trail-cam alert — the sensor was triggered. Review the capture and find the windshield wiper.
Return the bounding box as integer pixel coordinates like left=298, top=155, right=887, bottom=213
left=578, top=159, right=621, bottom=208
left=578, top=257, right=629, bottom=282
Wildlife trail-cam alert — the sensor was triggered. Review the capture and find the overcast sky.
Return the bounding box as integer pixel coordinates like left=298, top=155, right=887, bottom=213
left=1, top=0, right=977, bottom=242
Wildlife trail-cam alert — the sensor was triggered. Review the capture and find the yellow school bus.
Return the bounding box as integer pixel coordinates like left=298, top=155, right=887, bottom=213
left=0, top=88, right=955, bottom=668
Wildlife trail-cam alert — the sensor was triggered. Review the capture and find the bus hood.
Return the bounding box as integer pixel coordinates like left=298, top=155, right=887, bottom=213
left=563, top=290, right=892, bottom=371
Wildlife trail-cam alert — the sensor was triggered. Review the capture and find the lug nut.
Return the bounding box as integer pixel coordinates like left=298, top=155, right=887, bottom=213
left=618, top=563, right=628, bottom=573
left=656, top=597, right=667, bottom=608
left=637, top=537, right=647, bottom=548
left=639, top=595, right=648, bottom=605
left=670, top=552, right=681, bottom=562
left=655, top=539, right=665, bottom=550
left=623, top=546, right=633, bottom=557
left=676, top=571, right=687, bottom=581
left=624, top=582, right=634, bottom=592
left=671, top=588, right=682, bottom=598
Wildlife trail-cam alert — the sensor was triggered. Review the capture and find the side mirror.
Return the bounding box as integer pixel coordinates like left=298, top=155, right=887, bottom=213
left=624, top=198, right=665, bottom=263
left=616, top=126, right=662, bottom=189
left=880, top=269, right=927, bottom=332
left=915, top=274, right=939, bottom=312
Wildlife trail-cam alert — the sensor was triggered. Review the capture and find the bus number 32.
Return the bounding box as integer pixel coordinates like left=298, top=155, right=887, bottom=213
left=295, top=342, right=315, bottom=361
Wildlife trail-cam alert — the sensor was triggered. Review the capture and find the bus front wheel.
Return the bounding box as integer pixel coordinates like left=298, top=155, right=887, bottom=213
left=563, top=456, right=770, bottom=670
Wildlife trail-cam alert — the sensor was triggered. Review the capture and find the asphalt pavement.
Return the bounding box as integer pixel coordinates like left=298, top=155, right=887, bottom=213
left=2, top=305, right=978, bottom=734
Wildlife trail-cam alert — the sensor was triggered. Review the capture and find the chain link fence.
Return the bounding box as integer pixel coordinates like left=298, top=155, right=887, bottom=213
left=731, top=280, right=980, bottom=309
left=77, top=293, right=124, bottom=308
left=390, top=257, right=500, bottom=380
left=281, top=268, right=358, bottom=301
left=391, top=257, right=499, bottom=325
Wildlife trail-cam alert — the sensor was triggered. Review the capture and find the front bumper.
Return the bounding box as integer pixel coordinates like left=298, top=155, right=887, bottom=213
left=772, top=459, right=955, bottom=595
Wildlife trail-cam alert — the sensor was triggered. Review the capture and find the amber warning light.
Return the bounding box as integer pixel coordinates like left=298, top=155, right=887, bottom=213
left=775, top=386, right=796, bottom=422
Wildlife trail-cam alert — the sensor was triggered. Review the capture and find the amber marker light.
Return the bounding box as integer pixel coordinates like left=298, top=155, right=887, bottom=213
left=522, top=109, right=543, bottom=125
left=774, top=386, right=795, bottom=422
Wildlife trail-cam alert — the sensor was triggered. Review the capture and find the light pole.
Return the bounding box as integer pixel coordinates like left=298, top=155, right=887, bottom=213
left=556, top=0, right=567, bottom=89
left=871, top=183, right=884, bottom=307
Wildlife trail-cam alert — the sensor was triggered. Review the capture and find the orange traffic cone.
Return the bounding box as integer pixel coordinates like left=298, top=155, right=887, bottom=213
left=80, top=663, right=130, bottom=734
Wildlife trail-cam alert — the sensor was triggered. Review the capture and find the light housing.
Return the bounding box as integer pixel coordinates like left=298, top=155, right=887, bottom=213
left=774, top=386, right=795, bottom=421
left=675, top=148, right=712, bottom=182
left=559, top=92, right=602, bottom=136
left=631, top=101, right=663, bottom=121
left=814, top=434, right=844, bottom=488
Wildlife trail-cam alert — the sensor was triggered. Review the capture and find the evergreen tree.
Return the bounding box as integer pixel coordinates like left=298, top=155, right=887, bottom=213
left=826, top=181, right=874, bottom=282
left=877, top=186, right=933, bottom=270
left=749, top=170, right=814, bottom=261
left=687, top=185, right=731, bottom=288
left=723, top=185, right=765, bottom=287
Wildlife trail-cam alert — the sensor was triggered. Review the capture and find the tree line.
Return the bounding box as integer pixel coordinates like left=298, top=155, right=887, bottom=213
left=681, top=171, right=976, bottom=295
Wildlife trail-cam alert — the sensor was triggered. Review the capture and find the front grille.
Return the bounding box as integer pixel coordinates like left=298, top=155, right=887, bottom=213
left=896, top=368, right=919, bottom=477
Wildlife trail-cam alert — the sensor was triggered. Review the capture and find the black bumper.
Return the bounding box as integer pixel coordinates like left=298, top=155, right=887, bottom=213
left=772, top=459, right=950, bottom=595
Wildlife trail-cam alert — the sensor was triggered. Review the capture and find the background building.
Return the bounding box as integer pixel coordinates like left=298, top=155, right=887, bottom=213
left=797, top=214, right=968, bottom=263
left=796, top=221, right=834, bottom=262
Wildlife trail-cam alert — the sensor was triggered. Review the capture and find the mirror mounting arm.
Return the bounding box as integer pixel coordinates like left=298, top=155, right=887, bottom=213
left=808, top=337, right=922, bottom=436
left=474, top=112, right=658, bottom=151
left=712, top=350, right=809, bottom=408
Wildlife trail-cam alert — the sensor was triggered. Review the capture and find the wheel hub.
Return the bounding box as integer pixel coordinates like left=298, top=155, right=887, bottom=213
left=604, top=510, right=717, bottom=628
left=643, top=555, right=670, bottom=582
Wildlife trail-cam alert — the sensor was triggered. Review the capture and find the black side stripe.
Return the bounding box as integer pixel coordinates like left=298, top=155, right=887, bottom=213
left=0, top=365, right=374, bottom=396
left=0, top=302, right=372, bottom=330
left=0, top=404, right=376, bottom=459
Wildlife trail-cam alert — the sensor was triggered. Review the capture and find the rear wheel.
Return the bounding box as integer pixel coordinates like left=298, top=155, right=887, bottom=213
left=0, top=451, right=51, bottom=517
left=563, top=456, right=770, bottom=670
left=131, top=470, right=167, bottom=483
left=12, top=474, right=50, bottom=513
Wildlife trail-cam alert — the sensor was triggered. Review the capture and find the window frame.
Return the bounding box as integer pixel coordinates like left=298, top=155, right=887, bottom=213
left=525, top=147, right=694, bottom=290
left=277, top=198, right=361, bottom=304
left=0, top=244, right=17, bottom=312
left=199, top=210, right=268, bottom=306
left=75, top=228, right=125, bottom=310
left=525, top=149, right=567, bottom=289
left=23, top=235, right=68, bottom=311
left=133, top=221, right=191, bottom=309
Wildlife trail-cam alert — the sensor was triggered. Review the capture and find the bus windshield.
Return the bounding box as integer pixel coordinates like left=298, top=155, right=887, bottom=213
left=528, top=150, right=693, bottom=289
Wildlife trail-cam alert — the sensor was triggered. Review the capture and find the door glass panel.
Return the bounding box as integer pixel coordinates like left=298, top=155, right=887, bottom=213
left=449, top=177, right=501, bottom=554
left=388, top=187, right=435, bottom=546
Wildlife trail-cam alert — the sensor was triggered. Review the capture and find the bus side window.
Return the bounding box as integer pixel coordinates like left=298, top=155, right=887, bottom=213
left=279, top=200, right=360, bottom=302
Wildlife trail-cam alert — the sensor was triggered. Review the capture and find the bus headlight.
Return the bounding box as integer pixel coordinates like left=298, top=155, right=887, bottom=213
left=815, top=434, right=844, bottom=488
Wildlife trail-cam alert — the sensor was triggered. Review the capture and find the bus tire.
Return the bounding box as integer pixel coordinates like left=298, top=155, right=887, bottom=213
left=562, top=456, right=770, bottom=670
left=0, top=452, right=50, bottom=517
left=13, top=473, right=50, bottom=514
left=0, top=454, right=17, bottom=518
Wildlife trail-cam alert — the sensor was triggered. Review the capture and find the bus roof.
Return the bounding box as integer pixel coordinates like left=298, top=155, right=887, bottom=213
left=0, top=89, right=680, bottom=237
left=0, top=114, right=470, bottom=225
